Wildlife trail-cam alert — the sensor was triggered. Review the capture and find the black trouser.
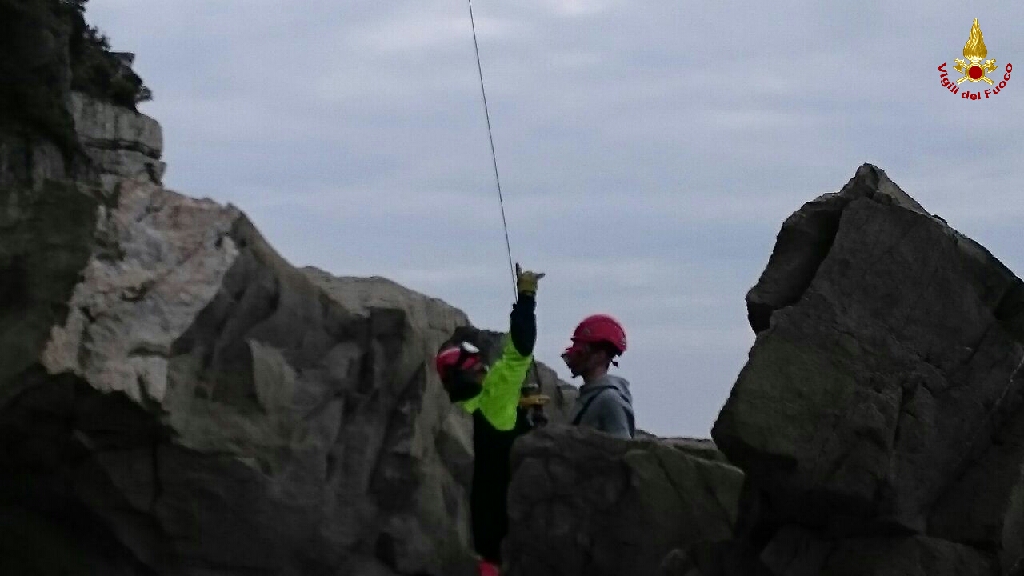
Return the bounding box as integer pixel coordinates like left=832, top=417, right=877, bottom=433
left=471, top=476, right=508, bottom=562
left=471, top=409, right=532, bottom=563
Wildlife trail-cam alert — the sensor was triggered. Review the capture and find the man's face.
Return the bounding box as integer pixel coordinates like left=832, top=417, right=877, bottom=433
left=562, top=342, right=600, bottom=377
left=465, top=362, right=488, bottom=384
left=445, top=361, right=488, bottom=402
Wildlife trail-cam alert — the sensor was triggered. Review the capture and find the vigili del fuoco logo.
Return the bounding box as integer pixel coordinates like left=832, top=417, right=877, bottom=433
left=937, top=18, right=1012, bottom=100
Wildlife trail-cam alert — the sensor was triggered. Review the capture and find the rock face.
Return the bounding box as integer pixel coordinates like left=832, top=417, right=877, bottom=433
left=502, top=426, right=744, bottom=576
left=1, top=11, right=581, bottom=569
left=1, top=0, right=159, bottom=191
left=0, top=167, right=586, bottom=575
left=703, top=164, right=1024, bottom=575
left=0, top=90, right=161, bottom=190
left=68, top=91, right=165, bottom=187
left=0, top=132, right=71, bottom=189
left=2, top=8, right=591, bottom=572
left=1, top=68, right=585, bottom=573
left=0, top=0, right=76, bottom=187
left=0, top=172, right=494, bottom=575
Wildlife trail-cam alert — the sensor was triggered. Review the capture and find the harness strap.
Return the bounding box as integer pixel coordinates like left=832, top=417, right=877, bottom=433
left=572, top=386, right=635, bottom=437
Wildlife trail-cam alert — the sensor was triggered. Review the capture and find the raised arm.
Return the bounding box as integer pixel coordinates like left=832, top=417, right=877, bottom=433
left=509, top=292, right=536, bottom=356
left=473, top=264, right=544, bottom=431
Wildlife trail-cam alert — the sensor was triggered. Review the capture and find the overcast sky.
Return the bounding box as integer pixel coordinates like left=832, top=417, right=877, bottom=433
left=87, top=0, right=1023, bottom=437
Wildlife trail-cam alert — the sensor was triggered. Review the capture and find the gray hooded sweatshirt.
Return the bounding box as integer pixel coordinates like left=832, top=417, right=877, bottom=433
left=569, top=374, right=634, bottom=439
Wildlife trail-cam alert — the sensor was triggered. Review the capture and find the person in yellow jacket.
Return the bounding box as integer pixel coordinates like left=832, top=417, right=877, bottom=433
left=434, top=264, right=545, bottom=575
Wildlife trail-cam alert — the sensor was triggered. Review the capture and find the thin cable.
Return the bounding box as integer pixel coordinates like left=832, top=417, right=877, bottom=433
left=466, top=0, right=550, bottom=424
left=467, top=0, right=517, bottom=301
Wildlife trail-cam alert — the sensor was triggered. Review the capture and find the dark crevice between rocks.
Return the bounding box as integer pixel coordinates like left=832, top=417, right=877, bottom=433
left=0, top=179, right=98, bottom=392
left=150, top=437, right=163, bottom=513
left=994, top=278, right=1024, bottom=344
left=79, top=137, right=159, bottom=158
left=760, top=528, right=810, bottom=575
left=356, top=345, right=375, bottom=396
left=949, top=351, right=1024, bottom=485
left=711, top=430, right=799, bottom=494
left=169, top=234, right=286, bottom=410
left=652, top=449, right=695, bottom=507
left=956, top=324, right=993, bottom=377
left=74, top=305, right=94, bottom=371
left=925, top=377, right=1024, bottom=550
left=0, top=365, right=168, bottom=574
left=0, top=253, right=28, bottom=309
left=1008, top=555, right=1024, bottom=576
left=728, top=488, right=787, bottom=574
left=656, top=450, right=735, bottom=531
left=94, top=230, right=127, bottom=264
left=369, top=356, right=426, bottom=516
left=120, top=278, right=153, bottom=302
left=889, top=372, right=920, bottom=456
left=374, top=532, right=399, bottom=571
left=746, top=203, right=845, bottom=334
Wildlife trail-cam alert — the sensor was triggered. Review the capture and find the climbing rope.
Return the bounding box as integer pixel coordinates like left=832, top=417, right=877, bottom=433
left=465, top=0, right=550, bottom=424
left=466, top=0, right=517, bottom=302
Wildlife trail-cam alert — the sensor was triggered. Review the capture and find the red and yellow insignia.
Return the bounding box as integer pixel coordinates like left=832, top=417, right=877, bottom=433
left=953, top=18, right=998, bottom=84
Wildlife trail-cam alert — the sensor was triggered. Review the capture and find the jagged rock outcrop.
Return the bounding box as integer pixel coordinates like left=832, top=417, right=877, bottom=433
left=1, top=6, right=583, bottom=573
left=502, top=426, right=744, bottom=576
left=0, top=90, right=157, bottom=191
left=1, top=174, right=480, bottom=575
left=68, top=91, right=165, bottom=187
left=1, top=0, right=157, bottom=190
left=692, top=164, right=1024, bottom=576
left=0, top=171, right=578, bottom=575
left=3, top=4, right=586, bottom=571
left=2, top=80, right=582, bottom=576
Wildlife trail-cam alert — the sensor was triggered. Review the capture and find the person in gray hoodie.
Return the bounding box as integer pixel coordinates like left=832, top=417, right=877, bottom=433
left=561, top=314, right=635, bottom=439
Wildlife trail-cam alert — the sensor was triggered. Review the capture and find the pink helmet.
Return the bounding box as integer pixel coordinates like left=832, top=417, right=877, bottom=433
left=434, top=341, right=483, bottom=382
left=567, top=314, right=627, bottom=355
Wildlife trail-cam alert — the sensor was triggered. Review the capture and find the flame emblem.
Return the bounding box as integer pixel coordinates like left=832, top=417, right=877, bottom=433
left=953, top=18, right=998, bottom=84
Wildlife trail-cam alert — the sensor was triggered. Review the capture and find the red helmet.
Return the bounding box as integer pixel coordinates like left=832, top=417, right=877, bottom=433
left=434, top=341, right=483, bottom=382
left=568, top=314, right=627, bottom=355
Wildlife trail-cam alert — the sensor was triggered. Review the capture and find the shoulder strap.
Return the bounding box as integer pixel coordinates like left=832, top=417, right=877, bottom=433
left=572, top=385, right=635, bottom=438
left=571, top=386, right=615, bottom=426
